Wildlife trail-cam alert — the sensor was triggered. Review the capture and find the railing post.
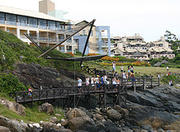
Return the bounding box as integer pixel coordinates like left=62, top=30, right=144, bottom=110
left=39, top=89, right=40, bottom=100
left=143, top=76, right=145, bottom=90
left=151, top=76, right=153, bottom=88
left=158, top=77, right=160, bottom=86
left=134, top=78, right=136, bottom=93
left=104, top=85, right=107, bottom=107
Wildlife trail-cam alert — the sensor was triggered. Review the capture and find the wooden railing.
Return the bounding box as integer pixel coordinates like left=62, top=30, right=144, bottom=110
left=15, top=76, right=160, bottom=103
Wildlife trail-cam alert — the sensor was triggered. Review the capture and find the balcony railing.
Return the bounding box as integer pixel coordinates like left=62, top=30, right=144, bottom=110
left=0, top=20, right=5, bottom=24
left=6, top=21, right=16, bottom=25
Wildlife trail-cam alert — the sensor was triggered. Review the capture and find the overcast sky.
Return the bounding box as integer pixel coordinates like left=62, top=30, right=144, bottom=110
left=0, top=0, right=180, bottom=41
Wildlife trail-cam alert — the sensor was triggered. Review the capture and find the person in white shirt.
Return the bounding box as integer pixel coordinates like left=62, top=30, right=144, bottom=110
left=167, top=66, right=169, bottom=71
left=77, top=77, right=82, bottom=89
left=121, top=66, right=124, bottom=72
left=112, top=61, right=116, bottom=72
left=86, top=77, right=90, bottom=86
left=122, top=71, right=127, bottom=80
left=91, top=77, right=95, bottom=87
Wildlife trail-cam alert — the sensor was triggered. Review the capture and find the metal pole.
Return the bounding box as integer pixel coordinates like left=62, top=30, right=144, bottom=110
left=38, top=19, right=96, bottom=58
left=80, top=19, right=96, bottom=66
left=24, top=33, right=44, bottom=52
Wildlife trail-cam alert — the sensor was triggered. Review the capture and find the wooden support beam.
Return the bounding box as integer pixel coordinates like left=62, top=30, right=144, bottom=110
left=80, top=20, right=96, bottom=66
left=38, top=19, right=96, bottom=58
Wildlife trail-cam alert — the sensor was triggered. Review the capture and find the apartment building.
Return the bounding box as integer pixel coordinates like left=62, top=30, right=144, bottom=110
left=0, top=5, right=77, bottom=53
left=73, top=20, right=112, bottom=55
left=112, top=34, right=175, bottom=60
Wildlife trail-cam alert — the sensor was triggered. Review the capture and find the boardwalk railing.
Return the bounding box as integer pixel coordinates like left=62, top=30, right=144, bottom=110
left=15, top=76, right=160, bottom=104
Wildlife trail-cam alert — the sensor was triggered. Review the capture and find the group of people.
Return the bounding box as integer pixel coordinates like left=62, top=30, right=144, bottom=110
left=113, top=62, right=136, bottom=82
left=77, top=75, right=110, bottom=89
left=77, top=63, right=137, bottom=89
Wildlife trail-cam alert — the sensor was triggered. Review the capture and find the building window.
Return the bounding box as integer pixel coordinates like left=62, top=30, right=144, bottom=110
left=0, top=12, right=5, bottom=24
left=6, top=14, right=17, bottom=25
left=28, top=18, right=37, bottom=28
left=17, top=16, right=27, bottom=26
left=56, top=22, right=61, bottom=30
left=48, top=21, right=55, bottom=30
left=39, top=19, right=47, bottom=29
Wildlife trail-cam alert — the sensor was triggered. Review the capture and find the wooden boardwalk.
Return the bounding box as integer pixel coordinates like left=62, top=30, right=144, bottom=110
left=15, top=76, right=160, bottom=107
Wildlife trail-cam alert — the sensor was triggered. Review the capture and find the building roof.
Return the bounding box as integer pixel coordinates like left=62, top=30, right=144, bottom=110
left=149, top=47, right=173, bottom=53
left=0, top=5, right=67, bottom=23
left=125, top=48, right=137, bottom=52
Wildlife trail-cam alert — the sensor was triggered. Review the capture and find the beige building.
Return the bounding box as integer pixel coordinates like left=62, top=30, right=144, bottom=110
left=0, top=5, right=77, bottom=53
left=39, top=0, right=55, bottom=14
left=112, top=34, right=175, bottom=60
left=73, top=20, right=98, bottom=53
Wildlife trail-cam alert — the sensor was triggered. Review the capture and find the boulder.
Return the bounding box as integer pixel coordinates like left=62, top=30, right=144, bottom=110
left=114, top=105, right=129, bottom=117
left=68, top=116, right=94, bottom=131
left=0, top=99, right=25, bottom=115
left=66, top=108, right=95, bottom=131
left=129, top=106, right=178, bottom=129
left=0, top=126, right=11, bottom=132
left=50, top=117, right=58, bottom=123
left=0, top=116, right=29, bottom=132
left=94, top=113, right=104, bottom=121
left=106, top=108, right=122, bottom=121
left=39, top=103, right=54, bottom=115
left=66, top=108, right=87, bottom=120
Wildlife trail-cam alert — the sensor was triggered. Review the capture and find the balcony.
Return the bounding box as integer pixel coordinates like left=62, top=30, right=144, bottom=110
left=0, top=20, right=5, bottom=24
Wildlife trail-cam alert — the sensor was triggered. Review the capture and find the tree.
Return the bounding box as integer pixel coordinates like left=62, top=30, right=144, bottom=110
left=164, top=30, right=180, bottom=55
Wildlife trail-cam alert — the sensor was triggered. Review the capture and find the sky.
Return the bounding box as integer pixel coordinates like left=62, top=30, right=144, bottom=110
left=0, top=0, right=180, bottom=41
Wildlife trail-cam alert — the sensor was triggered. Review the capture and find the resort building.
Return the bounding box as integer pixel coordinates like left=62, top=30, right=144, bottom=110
left=0, top=5, right=77, bottom=53
left=112, top=34, right=175, bottom=60
left=73, top=20, right=112, bottom=55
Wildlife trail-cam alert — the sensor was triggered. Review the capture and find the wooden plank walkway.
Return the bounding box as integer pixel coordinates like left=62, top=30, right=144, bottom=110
left=15, top=77, right=160, bottom=104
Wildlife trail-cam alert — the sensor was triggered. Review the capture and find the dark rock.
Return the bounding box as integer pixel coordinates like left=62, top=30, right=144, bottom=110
left=141, top=124, right=153, bottom=131
left=68, top=116, right=94, bottom=131
left=106, top=108, right=122, bottom=121
left=157, top=128, right=165, bottom=132
left=129, top=105, right=178, bottom=129
left=0, top=116, right=29, bottom=132
left=66, top=108, right=87, bottom=120
left=114, top=105, right=129, bottom=117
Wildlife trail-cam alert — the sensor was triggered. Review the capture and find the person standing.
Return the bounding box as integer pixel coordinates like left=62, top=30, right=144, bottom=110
left=86, top=77, right=90, bottom=86
left=112, top=61, right=116, bottom=72
left=121, top=66, right=124, bottom=72
left=91, top=76, right=95, bottom=87
left=77, top=77, right=82, bottom=89
left=166, top=66, right=169, bottom=72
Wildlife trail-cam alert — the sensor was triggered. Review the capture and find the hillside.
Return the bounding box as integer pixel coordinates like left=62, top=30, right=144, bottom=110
left=0, top=30, right=80, bottom=71
left=0, top=30, right=83, bottom=95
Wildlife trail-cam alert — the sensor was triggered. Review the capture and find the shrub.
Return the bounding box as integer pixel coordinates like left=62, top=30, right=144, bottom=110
left=66, top=52, right=74, bottom=57
left=101, top=56, right=119, bottom=61
left=87, top=53, right=99, bottom=56
left=100, top=61, right=151, bottom=67
left=0, top=73, right=27, bottom=96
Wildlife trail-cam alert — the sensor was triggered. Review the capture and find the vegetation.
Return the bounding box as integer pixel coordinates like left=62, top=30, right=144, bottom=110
left=0, top=73, right=27, bottom=96
left=161, top=74, right=180, bottom=84
left=0, top=30, right=81, bottom=72
left=0, top=103, right=64, bottom=123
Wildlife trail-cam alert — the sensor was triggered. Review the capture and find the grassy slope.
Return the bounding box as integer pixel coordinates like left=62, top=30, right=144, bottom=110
left=0, top=30, right=78, bottom=122
left=0, top=30, right=80, bottom=71
left=85, top=61, right=180, bottom=76
left=0, top=103, right=64, bottom=123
